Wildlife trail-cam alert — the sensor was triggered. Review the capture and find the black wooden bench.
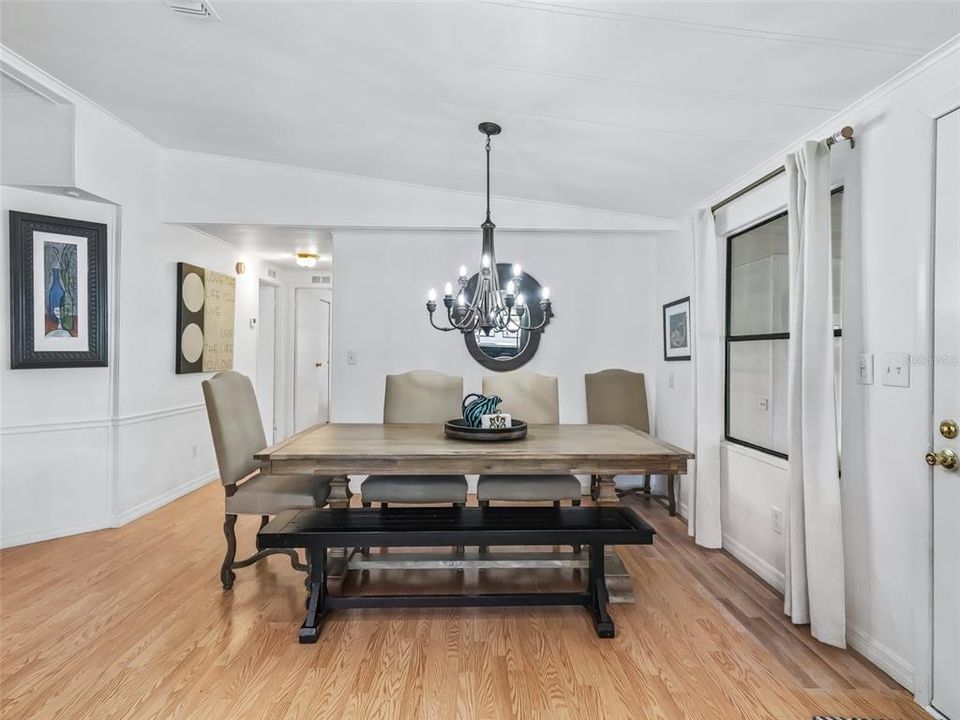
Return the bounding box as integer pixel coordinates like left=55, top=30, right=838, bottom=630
left=258, top=505, right=655, bottom=643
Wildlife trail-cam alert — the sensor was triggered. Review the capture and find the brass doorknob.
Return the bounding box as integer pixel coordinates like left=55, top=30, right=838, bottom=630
left=940, top=419, right=958, bottom=439
left=925, top=448, right=958, bottom=470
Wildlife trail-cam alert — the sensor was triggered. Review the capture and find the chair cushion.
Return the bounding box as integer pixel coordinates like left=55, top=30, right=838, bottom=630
left=362, top=475, right=468, bottom=504
left=226, top=474, right=331, bottom=515
left=477, top=474, right=582, bottom=502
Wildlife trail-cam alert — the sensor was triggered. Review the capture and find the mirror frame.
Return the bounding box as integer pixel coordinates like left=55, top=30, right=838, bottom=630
left=463, top=263, right=545, bottom=372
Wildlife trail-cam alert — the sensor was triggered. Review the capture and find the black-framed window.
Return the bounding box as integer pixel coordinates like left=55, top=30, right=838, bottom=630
left=724, top=188, right=843, bottom=459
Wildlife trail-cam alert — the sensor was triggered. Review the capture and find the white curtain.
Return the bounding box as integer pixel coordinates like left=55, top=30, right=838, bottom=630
left=691, top=208, right=723, bottom=548
left=784, top=141, right=846, bottom=648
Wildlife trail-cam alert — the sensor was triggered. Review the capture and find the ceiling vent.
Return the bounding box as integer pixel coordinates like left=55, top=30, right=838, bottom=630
left=312, top=275, right=332, bottom=285
left=164, top=0, right=220, bottom=20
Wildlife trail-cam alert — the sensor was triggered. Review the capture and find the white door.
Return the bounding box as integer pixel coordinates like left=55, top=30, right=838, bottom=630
left=256, top=283, right=278, bottom=443
left=932, top=107, right=960, bottom=720
left=294, top=288, right=330, bottom=432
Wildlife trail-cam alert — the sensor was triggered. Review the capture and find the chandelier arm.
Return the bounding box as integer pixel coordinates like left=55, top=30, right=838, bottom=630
left=427, top=311, right=460, bottom=332
left=447, top=303, right=480, bottom=332
left=520, top=312, right=550, bottom=332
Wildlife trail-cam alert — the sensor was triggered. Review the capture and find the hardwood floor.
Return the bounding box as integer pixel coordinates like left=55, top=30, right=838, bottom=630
left=1, top=482, right=925, bottom=720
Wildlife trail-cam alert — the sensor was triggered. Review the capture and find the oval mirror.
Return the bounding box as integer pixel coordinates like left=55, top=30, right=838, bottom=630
left=463, top=263, right=546, bottom=371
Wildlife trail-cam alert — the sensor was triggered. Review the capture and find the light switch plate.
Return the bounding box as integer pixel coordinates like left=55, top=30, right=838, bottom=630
left=881, top=353, right=910, bottom=387
left=346, top=350, right=358, bottom=366
left=668, top=372, right=675, bottom=389
left=858, top=353, right=874, bottom=385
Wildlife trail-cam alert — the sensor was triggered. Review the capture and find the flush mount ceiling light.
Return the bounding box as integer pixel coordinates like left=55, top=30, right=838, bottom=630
left=426, top=122, right=552, bottom=337
left=295, top=252, right=320, bottom=268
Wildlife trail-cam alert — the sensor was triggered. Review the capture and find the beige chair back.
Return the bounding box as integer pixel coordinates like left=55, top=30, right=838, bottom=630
left=384, top=371, right=464, bottom=423
left=585, top=369, right=650, bottom=432
left=482, top=372, right=560, bottom=424
left=202, top=371, right=268, bottom=486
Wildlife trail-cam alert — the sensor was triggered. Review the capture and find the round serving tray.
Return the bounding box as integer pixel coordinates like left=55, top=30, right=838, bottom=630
left=444, top=418, right=528, bottom=441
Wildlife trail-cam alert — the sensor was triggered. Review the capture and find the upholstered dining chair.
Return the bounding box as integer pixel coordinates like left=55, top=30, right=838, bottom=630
left=202, top=371, right=331, bottom=590
left=475, top=371, right=582, bottom=507
left=360, top=370, right=468, bottom=554
left=584, top=369, right=660, bottom=504
left=360, top=371, right=468, bottom=507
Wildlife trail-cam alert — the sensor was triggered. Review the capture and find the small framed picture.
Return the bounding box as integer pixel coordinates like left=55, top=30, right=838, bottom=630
left=9, top=212, right=109, bottom=369
left=663, top=296, right=691, bottom=361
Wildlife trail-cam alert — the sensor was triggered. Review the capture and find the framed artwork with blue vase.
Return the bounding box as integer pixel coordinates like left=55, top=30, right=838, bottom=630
left=9, top=211, right=108, bottom=369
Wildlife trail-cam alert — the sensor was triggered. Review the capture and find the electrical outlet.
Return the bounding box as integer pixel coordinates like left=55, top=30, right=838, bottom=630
left=758, top=397, right=769, bottom=412
left=881, top=353, right=910, bottom=387
left=346, top=350, right=358, bottom=366
left=190, top=444, right=198, bottom=460
left=668, top=372, right=675, bottom=389
left=771, top=507, right=783, bottom=535
left=858, top=353, right=874, bottom=384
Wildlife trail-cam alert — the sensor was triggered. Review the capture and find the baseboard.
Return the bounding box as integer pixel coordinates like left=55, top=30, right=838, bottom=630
left=721, top=533, right=786, bottom=593
left=719, top=533, right=914, bottom=691
left=0, top=515, right=115, bottom=549
left=115, top=470, right=218, bottom=526
left=1, top=470, right=219, bottom=549
left=846, top=624, right=914, bottom=691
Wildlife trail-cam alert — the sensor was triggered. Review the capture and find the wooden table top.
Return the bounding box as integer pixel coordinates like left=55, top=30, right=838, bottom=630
left=256, top=423, right=694, bottom=476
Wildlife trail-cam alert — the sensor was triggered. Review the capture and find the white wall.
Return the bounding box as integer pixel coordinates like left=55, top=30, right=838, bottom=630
left=657, top=40, right=960, bottom=689
left=0, top=187, right=116, bottom=544
left=1, top=46, right=671, bottom=546
left=0, top=59, right=269, bottom=545
left=330, top=229, right=661, bottom=429
left=654, top=223, right=696, bottom=509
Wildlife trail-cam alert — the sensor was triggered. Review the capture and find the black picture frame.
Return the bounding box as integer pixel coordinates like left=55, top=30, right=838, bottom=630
left=9, top=211, right=108, bottom=369
left=662, top=296, right=691, bottom=361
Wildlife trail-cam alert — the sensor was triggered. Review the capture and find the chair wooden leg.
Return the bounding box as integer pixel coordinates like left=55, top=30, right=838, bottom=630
left=643, top=474, right=651, bottom=495
left=454, top=503, right=466, bottom=554
left=360, top=502, right=372, bottom=554
left=479, top=500, right=490, bottom=554
left=221, top=514, right=237, bottom=590
left=571, top=498, right=582, bottom=553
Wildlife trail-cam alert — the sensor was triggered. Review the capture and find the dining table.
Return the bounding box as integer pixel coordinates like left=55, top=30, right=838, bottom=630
left=255, top=422, right=694, bottom=603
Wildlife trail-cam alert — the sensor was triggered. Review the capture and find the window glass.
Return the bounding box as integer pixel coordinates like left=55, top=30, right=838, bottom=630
left=724, top=189, right=843, bottom=459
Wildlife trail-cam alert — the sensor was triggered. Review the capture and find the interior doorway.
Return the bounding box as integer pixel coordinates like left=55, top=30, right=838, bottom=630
left=257, top=281, right=279, bottom=444
left=930, top=107, right=959, bottom=720
left=293, top=287, right=331, bottom=432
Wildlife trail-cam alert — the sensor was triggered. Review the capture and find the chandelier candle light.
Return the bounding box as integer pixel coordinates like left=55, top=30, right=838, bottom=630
left=426, top=122, right=552, bottom=336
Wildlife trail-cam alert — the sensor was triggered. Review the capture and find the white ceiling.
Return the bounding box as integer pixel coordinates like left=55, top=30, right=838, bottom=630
left=190, top=224, right=334, bottom=269
left=2, top=1, right=958, bottom=219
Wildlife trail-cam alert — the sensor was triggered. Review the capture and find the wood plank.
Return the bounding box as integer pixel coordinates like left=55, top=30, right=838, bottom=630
left=256, top=423, right=693, bottom=476
left=0, top=482, right=929, bottom=720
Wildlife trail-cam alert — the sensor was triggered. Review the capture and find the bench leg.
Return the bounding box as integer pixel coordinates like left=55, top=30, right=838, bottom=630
left=300, top=545, right=327, bottom=644
left=588, top=543, right=615, bottom=638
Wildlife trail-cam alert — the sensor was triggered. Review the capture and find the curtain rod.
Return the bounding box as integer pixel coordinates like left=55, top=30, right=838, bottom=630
left=710, top=126, right=854, bottom=214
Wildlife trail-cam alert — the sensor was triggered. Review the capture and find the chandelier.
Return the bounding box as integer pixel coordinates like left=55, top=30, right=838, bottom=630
left=426, top=122, right=552, bottom=336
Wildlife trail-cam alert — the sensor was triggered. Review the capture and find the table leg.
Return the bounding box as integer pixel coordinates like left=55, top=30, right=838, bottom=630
left=299, top=544, right=327, bottom=644
left=667, top=475, right=677, bottom=516
left=596, top=475, right=635, bottom=604
left=588, top=543, right=614, bottom=638
left=325, top=475, right=350, bottom=587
